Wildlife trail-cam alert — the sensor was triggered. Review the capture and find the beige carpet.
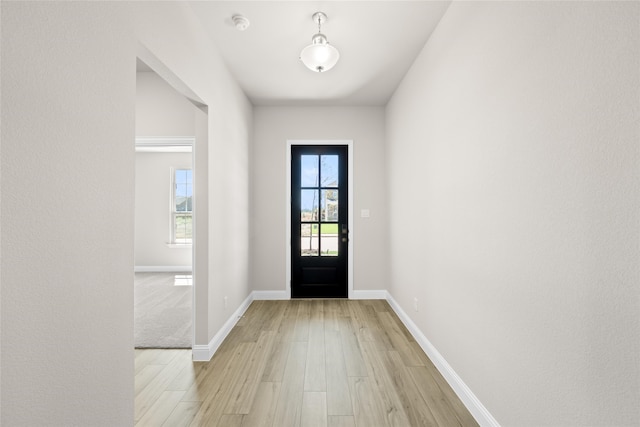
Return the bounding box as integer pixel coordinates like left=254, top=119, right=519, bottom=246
left=134, top=272, right=192, bottom=348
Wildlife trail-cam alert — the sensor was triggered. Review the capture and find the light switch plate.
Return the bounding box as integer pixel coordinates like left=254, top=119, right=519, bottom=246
left=361, top=209, right=370, bottom=218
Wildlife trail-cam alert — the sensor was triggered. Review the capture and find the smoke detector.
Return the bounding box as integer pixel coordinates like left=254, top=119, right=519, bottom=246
left=232, top=15, right=250, bottom=31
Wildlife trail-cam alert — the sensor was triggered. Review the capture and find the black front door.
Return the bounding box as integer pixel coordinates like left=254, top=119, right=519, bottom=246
left=291, top=145, right=348, bottom=298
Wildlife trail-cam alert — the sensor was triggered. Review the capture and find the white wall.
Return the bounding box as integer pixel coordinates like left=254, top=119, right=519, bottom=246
left=1, top=3, right=136, bottom=425
left=135, top=152, right=192, bottom=268
left=136, top=71, right=194, bottom=137
left=252, top=106, right=388, bottom=295
left=1, top=2, right=252, bottom=425
left=386, top=2, right=639, bottom=425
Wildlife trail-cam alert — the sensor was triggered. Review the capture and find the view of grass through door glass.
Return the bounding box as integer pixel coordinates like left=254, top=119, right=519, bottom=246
left=300, top=155, right=339, bottom=256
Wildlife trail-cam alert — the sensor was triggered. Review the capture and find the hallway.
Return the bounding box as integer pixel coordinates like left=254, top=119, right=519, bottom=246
left=4, top=2, right=638, bottom=424
left=135, top=300, right=478, bottom=426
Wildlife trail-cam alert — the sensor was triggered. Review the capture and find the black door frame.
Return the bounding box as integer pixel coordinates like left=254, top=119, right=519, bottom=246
left=286, top=140, right=353, bottom=299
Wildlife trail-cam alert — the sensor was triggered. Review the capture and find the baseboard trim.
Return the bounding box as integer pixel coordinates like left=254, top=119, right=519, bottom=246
left=251, top=290, right=388, bottom=300
left=192, top=293, right=254, bottom=362
left=134, top=266, right=192, bottom=273
left=386, top=294, right=500, bottom=427
left=351, top=290, right=388, bottom=300
left=252, top=290, right=290, bottom=300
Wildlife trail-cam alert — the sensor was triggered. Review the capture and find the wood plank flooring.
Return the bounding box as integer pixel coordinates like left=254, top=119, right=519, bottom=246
left=135, top=300, right=479, bottom=427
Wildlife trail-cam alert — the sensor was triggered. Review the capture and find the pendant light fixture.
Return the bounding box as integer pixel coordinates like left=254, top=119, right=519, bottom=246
left=300, top=12, right=340, bottom=73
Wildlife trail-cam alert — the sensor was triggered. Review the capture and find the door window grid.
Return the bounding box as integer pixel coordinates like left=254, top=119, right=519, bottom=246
left=300, top=155, right=339, bottom=257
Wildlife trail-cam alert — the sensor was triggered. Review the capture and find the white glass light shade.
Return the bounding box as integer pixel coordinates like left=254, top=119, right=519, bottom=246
left=300, top=34, right=340, bottom=72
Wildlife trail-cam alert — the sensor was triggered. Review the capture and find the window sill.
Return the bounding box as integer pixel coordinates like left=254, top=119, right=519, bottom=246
left=166, top=243, right=192, bottom=249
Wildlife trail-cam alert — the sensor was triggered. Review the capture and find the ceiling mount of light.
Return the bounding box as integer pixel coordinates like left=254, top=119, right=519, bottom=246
left=300, top=12, right=340, bottom=73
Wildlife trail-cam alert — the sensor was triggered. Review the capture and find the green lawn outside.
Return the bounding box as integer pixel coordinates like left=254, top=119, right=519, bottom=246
left=309, top=223, right=339, bottom=235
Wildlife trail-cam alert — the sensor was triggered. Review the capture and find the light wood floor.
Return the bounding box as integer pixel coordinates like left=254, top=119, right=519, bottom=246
left=135, top=299, right=479, bottom=427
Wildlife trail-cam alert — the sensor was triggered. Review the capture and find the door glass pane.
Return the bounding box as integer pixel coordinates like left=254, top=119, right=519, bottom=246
left=320, top=223, right=338, bottom=256
left=321, top=190, right=339, bottom=222
left=321, top=155, right=338, bottom=187
left=301, top=224, right=318, bottom=256
left=301, top=190, right=319, bottom=221
left=301, top=155, right=319, bottom=187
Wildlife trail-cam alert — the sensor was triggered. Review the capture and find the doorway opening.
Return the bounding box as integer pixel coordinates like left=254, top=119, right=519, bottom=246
left=134, top=60, right=196, bottom=348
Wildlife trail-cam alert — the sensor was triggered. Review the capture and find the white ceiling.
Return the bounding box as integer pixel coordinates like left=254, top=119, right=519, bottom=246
left=188, top=1, right=451, bottom=106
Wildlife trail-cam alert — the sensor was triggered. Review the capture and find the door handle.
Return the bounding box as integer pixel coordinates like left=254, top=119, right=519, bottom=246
left=341, top=224, right=349, bottom=242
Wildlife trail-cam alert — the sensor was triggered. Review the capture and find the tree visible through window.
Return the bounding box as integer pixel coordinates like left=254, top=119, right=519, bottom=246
left=173, top=169, right=192, bottom=244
